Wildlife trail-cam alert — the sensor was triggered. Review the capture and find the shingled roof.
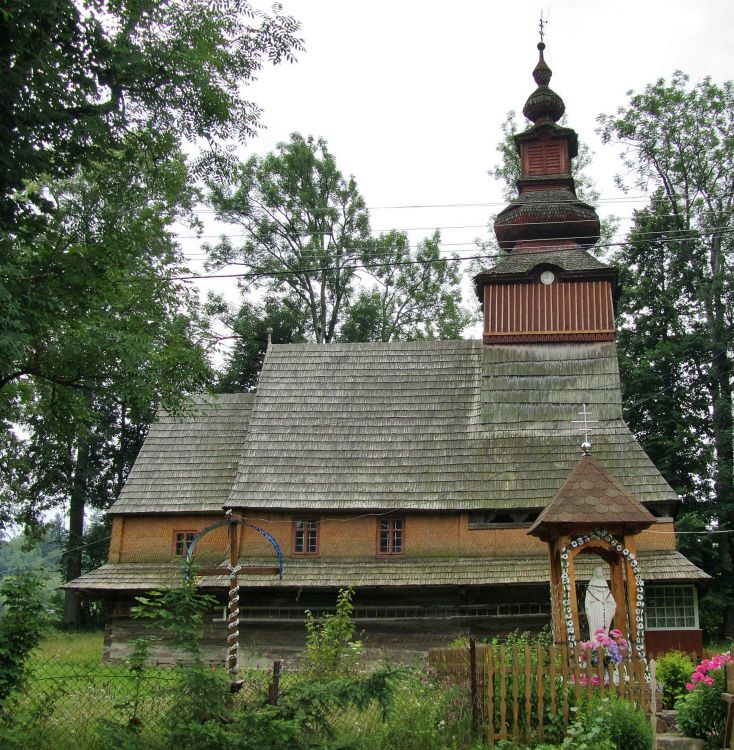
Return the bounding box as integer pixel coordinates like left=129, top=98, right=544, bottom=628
left=111, top=394, right=255, bottom=514
left=108, top=340, right=677, bottom=516
left=64, top=550, right=708, bottom=592
left=223, top=339, right=676, bottom=512
left=527, top=454, right=657, bottom=541
left=480, top=247, right=612, bottom=276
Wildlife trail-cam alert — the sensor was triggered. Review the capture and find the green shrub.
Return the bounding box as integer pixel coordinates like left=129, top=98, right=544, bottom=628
left=0, top=574, right=46, bottom=706
left=656, top=651, right=694, bottom=710
left=562, top=709, right=614, bottom=750
left=563, top=696, right=652, bottom=750
left=304, top=587, right=363, bottom=679
left=675, top=667, right=727, bottom=748
left=599, top=696, right=652, bottom=750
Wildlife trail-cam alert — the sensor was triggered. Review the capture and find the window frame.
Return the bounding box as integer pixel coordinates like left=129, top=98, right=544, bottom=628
left=467, top=510, right=539, bottom=529
left=292, top=518, right=320, bottom=556
left=173, top=530, right=197, bottom=557
left=644, top=584, right=699, bottom=631
left=376, top=517, right=405, bottom=557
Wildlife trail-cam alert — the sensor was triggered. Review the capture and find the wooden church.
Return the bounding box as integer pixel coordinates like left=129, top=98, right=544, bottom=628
left=67, top=42, right=708, bottom=664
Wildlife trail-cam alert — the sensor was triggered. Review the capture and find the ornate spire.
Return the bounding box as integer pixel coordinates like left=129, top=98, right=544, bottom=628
left=491, top=41, right=600, bottom=252
left=523, top=42, right=565, bottom=125
left=532, top=42, right=552, bottom=86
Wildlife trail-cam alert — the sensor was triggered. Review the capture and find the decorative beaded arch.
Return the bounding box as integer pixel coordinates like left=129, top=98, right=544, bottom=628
left=184, top=518, right=284, bottom=673
left=559, top=527, right=646, bottom=659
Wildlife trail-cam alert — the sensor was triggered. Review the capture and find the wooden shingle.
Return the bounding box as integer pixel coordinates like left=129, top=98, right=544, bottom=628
left=64, top=550, right=708, bottom=592
left=223, top=340, right=677, bottom=512
left=527, top=454, right=657, bottom=541
left=110, top=394, right=255, bottom=514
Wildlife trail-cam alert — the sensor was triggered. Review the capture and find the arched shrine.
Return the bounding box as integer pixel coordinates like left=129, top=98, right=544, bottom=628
left=528, top=447, right=656, bottom=655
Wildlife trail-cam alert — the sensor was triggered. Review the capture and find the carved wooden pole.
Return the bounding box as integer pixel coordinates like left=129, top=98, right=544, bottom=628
left=227, top=519, right=240, bottom=674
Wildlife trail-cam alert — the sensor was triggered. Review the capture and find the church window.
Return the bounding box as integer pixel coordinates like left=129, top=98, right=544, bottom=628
left=468, top=510, right=540, bottom=528
left=293, top=519, right=319, bottom=555
left=378, top=518, right=404, bottom=555
left=174, top=531, right=196, bottom=557
left=645, top=585, right=698, bottom=629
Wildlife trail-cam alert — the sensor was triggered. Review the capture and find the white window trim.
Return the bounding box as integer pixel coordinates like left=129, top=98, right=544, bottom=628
left=644, top=584, right=699, bottom=631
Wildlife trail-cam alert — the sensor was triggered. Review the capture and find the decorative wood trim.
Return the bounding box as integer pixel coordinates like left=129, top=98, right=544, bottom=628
left=484, top=332, right=615, bottom=344
left=483, top=279, right=615, bottom=340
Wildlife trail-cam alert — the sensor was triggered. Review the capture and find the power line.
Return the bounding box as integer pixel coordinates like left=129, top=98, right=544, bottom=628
left=176, top=226, right=734, bottom=282
left=183, top=191, right=723, bottom=214
left=0, top=535, right=112, bottom=576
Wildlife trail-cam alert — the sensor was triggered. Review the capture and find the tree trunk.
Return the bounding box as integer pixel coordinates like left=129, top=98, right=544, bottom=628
left=711, top=350, right=734, bottom=637
left=708, top=254, right=734, bottom=637
left=62, top=440, right=90, bottom=628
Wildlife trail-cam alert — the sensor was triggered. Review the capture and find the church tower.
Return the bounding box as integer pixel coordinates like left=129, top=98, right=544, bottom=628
left=474, top=42, right=617, bottom=345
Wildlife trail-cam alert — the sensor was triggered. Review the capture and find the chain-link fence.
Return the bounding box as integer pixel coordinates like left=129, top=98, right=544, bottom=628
left=6, top=643, right=476, bottom=750
left=10, top=653, right=303, bottom=749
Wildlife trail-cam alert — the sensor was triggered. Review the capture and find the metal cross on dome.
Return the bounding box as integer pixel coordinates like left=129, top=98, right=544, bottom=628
left=571, top=404, right=598, bottom=456
left=539, top=10, right=548, bottom=43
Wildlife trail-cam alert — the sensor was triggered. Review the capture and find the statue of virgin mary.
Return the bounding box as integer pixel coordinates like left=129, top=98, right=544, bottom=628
left=584, top=566, right=616, bottom=636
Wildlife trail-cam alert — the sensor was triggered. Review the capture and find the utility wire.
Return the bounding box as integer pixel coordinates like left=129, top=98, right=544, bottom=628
left=183, top=191, right=734, bottom=214
left=177, top=227, right=734, bottom=282
left=0, top=535, right=112, bottom=576
left=176, top=208, right=734, bottom=240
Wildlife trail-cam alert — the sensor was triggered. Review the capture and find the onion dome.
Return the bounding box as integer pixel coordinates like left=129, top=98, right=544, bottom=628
left=522, top=43, right=565, bottom=125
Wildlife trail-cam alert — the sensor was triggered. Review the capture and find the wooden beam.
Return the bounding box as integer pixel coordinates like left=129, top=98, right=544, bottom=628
left=548, top=541, right=564, bottom=644
left=610, top=558, right=627, bottom=634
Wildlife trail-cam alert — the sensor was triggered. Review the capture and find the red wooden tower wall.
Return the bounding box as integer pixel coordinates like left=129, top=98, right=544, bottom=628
left=483, top=277, right=615, bottom=344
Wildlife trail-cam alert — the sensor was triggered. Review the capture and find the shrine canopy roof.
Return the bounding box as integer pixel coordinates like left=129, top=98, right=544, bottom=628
left=527, top=453, right=656, bottom=542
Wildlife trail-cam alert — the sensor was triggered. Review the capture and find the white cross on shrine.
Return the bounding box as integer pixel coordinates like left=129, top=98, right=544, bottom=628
left=571, top=404, right=598, bottom=455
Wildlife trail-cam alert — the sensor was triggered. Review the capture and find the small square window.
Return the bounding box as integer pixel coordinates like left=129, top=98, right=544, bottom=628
left=645, top=585, right=698, bottom=630
left=378, top=519, right=404, bottom=556
left=174, top=531, right=196, bottom=557
left=293, top=519, right=319, bottom=555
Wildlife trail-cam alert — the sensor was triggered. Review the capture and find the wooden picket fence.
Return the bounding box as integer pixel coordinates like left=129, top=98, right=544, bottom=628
left=429, top=641, right=655, bottom=747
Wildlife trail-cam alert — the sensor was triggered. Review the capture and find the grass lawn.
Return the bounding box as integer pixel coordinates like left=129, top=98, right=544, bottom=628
left=30, top=629, right=104, bottom=666
left=5, top=629, right=179, bottom=750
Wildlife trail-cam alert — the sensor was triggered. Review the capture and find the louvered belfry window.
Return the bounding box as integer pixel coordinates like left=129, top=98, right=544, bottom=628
left=525, top=141, right=563, bottom=175
left=378, top=518, right=404, bottom=555
left=294, top=519, right=319, bottom=554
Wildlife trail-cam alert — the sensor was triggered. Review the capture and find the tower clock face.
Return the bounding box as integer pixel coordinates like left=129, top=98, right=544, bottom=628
left=540, top=271, right=555, bottom=285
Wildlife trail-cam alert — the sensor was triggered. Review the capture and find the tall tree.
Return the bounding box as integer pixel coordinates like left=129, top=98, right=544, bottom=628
left=615, top=194, right=712, bottom=502
left=599, top=73, right=734, bottom=635
left=213, top=295, right=307, bottom=392
left=4, top=135, right=212, bottom=625
left=207, top=134, right=371, bottom=344
left=0, top=0, right=302, bottom=230
left=1, top=0, right=302, bottom=397
left=208, top=135, right=472, bottom=385
left=1, top=1, right=302, bottom=622
left=341, top=230, right=472, bottom=342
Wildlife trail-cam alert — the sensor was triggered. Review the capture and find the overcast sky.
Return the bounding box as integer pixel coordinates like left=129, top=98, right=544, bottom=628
left=181, top=0, right=734, bottom=338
